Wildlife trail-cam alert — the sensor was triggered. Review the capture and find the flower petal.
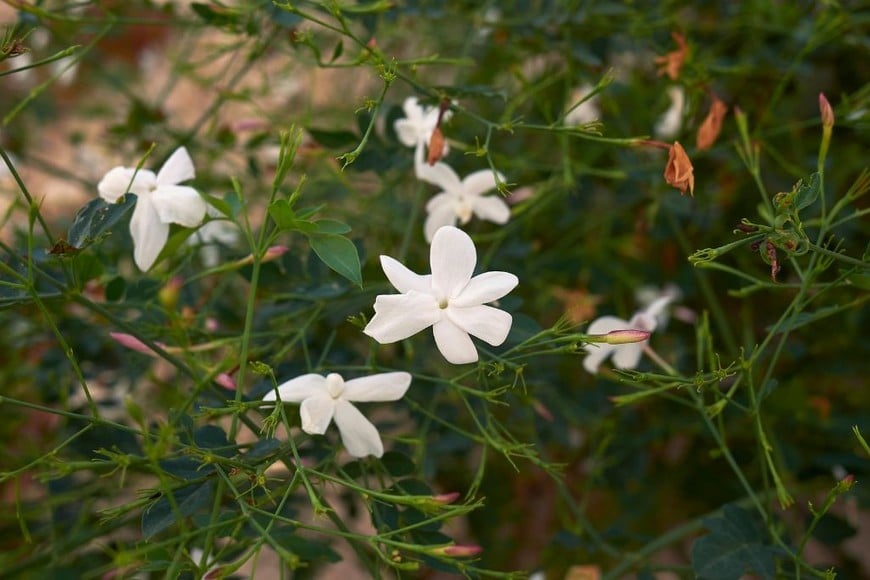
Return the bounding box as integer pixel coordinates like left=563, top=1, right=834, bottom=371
left=430, top=226, right=476, bottom=300
left=461, top=169, right=503, bottom=197
left=129, top=198, right=169, bottom=271
left=424, top=196, right=458, bottom=242
left=432, top=318, right=478, bottom=364
left=98, top=167, right=155, bottom=202
left=583, top=343, right=615, bottom=374
left=364, top=291, right=441, bottom=343
left=156, top=147, right=195, bottom=185
left=586, top=315, right=630, bottom=335
left=416, top=159, right=462, bottom=192
left=611, top=343, right=644, bottom=370
left=394, top=118, right=420, bottom=148
left=344, top=372, right=412, bottom=402
left=452, top=271, right=518, bottom=307
left=299, top=395, right=335, bottom=435
left=262, top=373, right=327, bottom=403
left=446, top=304, right=512, bottom=346
left=472, top=195, right=511, bottom=224
left=333, top=400, right=384, bottom=457
left=151, top=185, right=207, bottom=227
left=380, top=255, right=431, bottom=294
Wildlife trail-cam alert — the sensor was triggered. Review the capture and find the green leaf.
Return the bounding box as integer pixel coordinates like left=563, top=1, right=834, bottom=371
left=794, top=172, right=821, bottom=212
left=308, top=233, right=362, bottom=288
left=142, top=480, right=216, bottom=539
left=691, top=505, right=784, bottom=580
left=67, top=194, right=137, bottom=250
left=329, top=40, right=344, bottom=63
left=314, top=219, right=351, bottom=235
left=271, top=526, right=341, bottom=562
left=380, top=451, right=415, bottom=477
left=267, top=199, right=296, bottom=229
left=190, top=3, right=241, bottom=29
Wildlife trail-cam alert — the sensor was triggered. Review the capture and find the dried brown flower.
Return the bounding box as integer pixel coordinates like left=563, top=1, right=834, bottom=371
left=696, top=93, right=728, bottom=151
left=427, top=127, right=445, bottom=165
left=664, top=141, right=694, bottom=196
left=654, top=32, right=688, bottom=80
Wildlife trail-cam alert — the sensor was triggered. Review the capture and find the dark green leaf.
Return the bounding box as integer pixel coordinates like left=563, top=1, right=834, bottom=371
left=330, top=40, right=344, bottom=62
left=191, top=3, right=241, bottom=29
left=308, top=233, right=362, bottom=288
left=272, top=527, right=341, bottom=562
left=307, top=128, right=360, bottom=149
left=67, top=194, right=137, bottom=250
left=142, top=480, right=216, bottom=539
left=105, top=275, right=126, bottom=302
left=267, top=199, right=297, bottom=229
left=381, top=451, right=415, bottom=477
left=691, top=505, right=783, bottom=580
left=194, top=425, right=234, bottom=457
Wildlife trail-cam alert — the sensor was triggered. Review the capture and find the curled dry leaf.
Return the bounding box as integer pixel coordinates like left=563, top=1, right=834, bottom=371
left=696, top=93, right=728, bottom=151
left=654, top=32, right=688, bottom=81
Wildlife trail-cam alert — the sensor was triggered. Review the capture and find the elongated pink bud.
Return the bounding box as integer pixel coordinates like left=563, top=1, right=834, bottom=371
left=429, top=544, right=483, bottom=557
left=432, top=492, right=461, bottom=505
left=236, top=245, right=289, bottom=266
left=604, top=329, right=651, bottom=344
left=819, top=93, right=834, bottom=129
left=110, top=332, right=165, bottom=355
left=215, top=373, right=237, bottom=391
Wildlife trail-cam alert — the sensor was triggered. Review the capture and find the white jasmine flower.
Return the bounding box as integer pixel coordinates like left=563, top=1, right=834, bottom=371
left=364, top=226, right=518, bottom=364
left=565, top=84, right=601, bottom=126
left=188, top=217, right=240, bottom=268
left=262, top=371, right=412, bottom=458
left=97, top=147, right=207, bottom=271
left=394, top=96, right=447, bottom=150
left=634, top=283, right=683, bottom=328
left=583, top=296, right=673, bottom=374
left=654, top=86, right=686, bottom=140
left=415, top=159, right=510, bottom=242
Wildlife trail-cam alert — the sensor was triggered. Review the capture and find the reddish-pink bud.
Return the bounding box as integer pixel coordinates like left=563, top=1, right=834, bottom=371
left=110, top=332, right=165, bottom=356
left=604, top=329, right=651, bottom=344
left=432, top=492, right=461, bottom=505
left=215, top=373, right=237, bottom=391
left=819, top=93, right=834, bottom=129
left=264, top=245, right=289, bottom=262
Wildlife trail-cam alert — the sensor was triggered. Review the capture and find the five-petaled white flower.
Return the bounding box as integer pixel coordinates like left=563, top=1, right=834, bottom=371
left=415, top=159, right=510, bottom=242
left=97, top=147, right=208, bottom=271
left=583, top=295, right=673, bottom=374
left=188, top=207, right=240, bottom=268
left=394, top=96, right=450, bottom=152
left=364, top=226, right=518, bottom=364
left=262, top=371, right=411, bottom=458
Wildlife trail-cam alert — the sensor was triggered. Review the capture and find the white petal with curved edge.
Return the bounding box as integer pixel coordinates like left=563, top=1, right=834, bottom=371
left=424, top=198, right=458, bottom=242
left=432, top=318, right=478, bottom=364
left=395, top=118, right=420, bottom=147
left=401, top=96, right=423, bottom=120
left=416, top=159, right=462, bottom=192
left=583, top=343, right=615, bottom=374
left=446, top=304, right=512, bottom=346
left=299, top=395, right=335, bottom=435
left=638, top=295, right=672, bottom=330
left=461, top=168, right=503, bottom=197
left=333, top=400, right=384, bottom=457
left=152, top=185, right=207, bottom=227
left=380, top=255, right=431, bottom=294
left=98, top=167, right=155, bottom=202
left=364, top=292, right=441, bottom=343
left=129, top=198, right=169, bottom=271
left=452, top=271, right=518, bottom=307
left=611, top=343, right=644, bottom=370
left=586, top=315, right=630, bottom=336
left=344, top=372, right=412, bottom=402
left=262, top=373, right=327, bottom=403
left=430, top=226, right=476, bottom=300
left=156, top=147, right=195, bottom=185
left=472, top=195, right=511, bottom=224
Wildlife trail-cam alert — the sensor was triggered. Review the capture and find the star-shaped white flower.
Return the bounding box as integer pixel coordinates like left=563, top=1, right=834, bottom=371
left=415, top=160, right=511, bottom=242
left=188, top=209, right=240, bottom=268
left=262, top=371, right=411, bottom=458
left=364, top=226, right=518, bottom=364
left=583, top=295, right=673, bottom=374
left=394, top=96, right=450, bottom=150
left=97, top=147, right=207, bottom=271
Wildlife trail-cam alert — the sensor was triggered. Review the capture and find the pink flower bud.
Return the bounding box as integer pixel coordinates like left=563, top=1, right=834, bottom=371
left=432, top=492, right=461, bottom=505
left=110, top=332, right=165, bottom=356
left=819, top=92, right=834, bottom=129
left=215, top=373, right=237, bottom=391
left=429, top=544, right=483, bottom=558
left=263, top=245, right=289, bottom=262
left=604, top=329, right=651, bottom=344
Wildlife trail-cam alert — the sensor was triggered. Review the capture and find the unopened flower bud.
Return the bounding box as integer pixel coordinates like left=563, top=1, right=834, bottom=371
left=429, top=544, right=483, bottom=558
left=604, top=329, right=651, bottom=344
left=819, top=92, right=834, bottom=129
left=236, top=245, right=288, bottom=266
left=432, top=492, right=461, bottom=505
left=427, top=127, right=446, bottom=165
left=110, top=332, right=163, bottom=356
left=158, top=276, right=184, bottom=310
left=215, top=373, right=237, bottom=391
